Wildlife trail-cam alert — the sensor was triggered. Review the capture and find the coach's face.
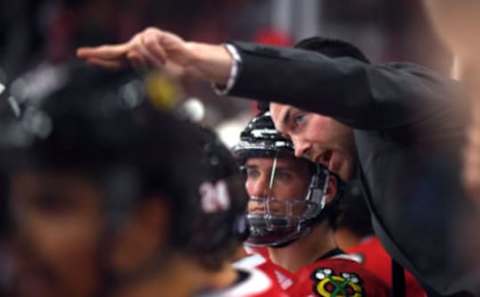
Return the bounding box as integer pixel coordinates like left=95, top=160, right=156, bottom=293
left=270, top=103, right=355, bottom=181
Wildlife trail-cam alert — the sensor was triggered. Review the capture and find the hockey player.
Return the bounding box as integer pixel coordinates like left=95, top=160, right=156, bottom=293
left=3, top=65, right=287, bottom=297
left=233, top=111, right=389, bottom=296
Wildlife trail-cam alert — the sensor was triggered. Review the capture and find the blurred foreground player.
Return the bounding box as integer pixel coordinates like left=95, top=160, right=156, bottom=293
left=233, top=112, right=389, bottom=297
left=3, top=65, right=287, bottom=297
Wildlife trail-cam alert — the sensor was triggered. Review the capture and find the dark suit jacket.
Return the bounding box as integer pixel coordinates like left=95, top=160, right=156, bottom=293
left=227, top=41, right=479, bottom=296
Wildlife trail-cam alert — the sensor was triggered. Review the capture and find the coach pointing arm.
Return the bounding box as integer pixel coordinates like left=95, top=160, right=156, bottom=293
left=77, top=27, right=463, bottom=131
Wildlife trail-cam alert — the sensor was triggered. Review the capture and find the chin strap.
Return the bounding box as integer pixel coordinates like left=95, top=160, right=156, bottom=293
left=267, top=225, right=314, bottom=248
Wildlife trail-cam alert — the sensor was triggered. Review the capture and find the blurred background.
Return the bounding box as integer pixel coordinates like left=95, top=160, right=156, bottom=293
left=0, top=1, right=471, bottom=296
left=0, top=0, right=452, bottom=146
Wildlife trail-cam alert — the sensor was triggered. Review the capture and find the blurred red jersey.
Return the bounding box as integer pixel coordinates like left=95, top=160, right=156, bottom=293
left=229, top=255, right=290, bottom=297
left=347, top=236, right=427, bottom=297
left=242, top=247, right=389, bottom=297
left=243, top=247, right=295, bottom=291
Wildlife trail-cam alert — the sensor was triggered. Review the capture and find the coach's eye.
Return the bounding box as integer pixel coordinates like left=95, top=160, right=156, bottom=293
left=292, top=113, right=308, bottom=131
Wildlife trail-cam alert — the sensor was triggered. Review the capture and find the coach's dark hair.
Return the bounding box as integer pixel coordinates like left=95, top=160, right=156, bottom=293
left=256, top=101, right=270, bottom=114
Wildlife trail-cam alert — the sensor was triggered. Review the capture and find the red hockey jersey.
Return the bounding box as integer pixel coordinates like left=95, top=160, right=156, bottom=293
left=243, top=248, right=389, bottom=297
left=224, top=255, right=290, bottom=297
left=286, top=254, right=390, bottom=297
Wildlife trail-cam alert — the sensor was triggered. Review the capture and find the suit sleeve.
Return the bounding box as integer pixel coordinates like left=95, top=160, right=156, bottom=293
left=228, top=41, right=463, bottom=130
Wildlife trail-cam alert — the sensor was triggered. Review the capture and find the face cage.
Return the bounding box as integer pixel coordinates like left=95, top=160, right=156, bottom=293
left=244, top=155, right=331, bottom=247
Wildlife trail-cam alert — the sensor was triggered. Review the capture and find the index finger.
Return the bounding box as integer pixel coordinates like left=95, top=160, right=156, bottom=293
left=85, top=58, right=127, bottom=70
left=77, top=44, right=130, bottom=60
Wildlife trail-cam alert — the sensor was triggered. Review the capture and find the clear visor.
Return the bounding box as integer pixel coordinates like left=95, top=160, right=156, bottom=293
left=248, top=196, right=315, bottom=224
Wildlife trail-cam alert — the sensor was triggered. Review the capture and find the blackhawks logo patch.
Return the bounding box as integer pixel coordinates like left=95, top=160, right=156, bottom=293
left=311, top=268, right=363, bottom=297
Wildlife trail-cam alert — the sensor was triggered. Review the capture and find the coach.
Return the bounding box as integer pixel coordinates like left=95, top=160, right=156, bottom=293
left=78, top=27, right=479, bottom=296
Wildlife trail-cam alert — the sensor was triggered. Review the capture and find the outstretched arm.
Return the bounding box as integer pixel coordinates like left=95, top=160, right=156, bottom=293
left=78, top=28, right=465, bottom=131
left=77, top=27, right=233, bottom=85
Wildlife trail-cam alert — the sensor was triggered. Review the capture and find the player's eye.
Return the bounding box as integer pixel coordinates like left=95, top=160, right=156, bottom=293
left=31, top=192, right=76, bottom=215
left=245, top=167, right=260, bottom=179
left=274, top=170, right=293, bottom=182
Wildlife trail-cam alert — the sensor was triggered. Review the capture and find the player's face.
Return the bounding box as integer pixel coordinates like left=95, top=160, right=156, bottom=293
left=270, top=103, right=355, bottom=181
left=10, top=169, right=173, bottom=297
left=10, top=170, right=103, bottom=297
left=245, top=157, right=311, bottom=215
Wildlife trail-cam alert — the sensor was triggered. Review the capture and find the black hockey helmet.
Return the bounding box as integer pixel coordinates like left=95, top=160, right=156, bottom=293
left=1, top=62, right=248, bottom=274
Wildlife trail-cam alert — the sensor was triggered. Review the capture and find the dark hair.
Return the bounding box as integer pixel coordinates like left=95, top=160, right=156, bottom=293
left=295, top=37, right=370, bottom=63
left=256, top=100, right=270, bottom=114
